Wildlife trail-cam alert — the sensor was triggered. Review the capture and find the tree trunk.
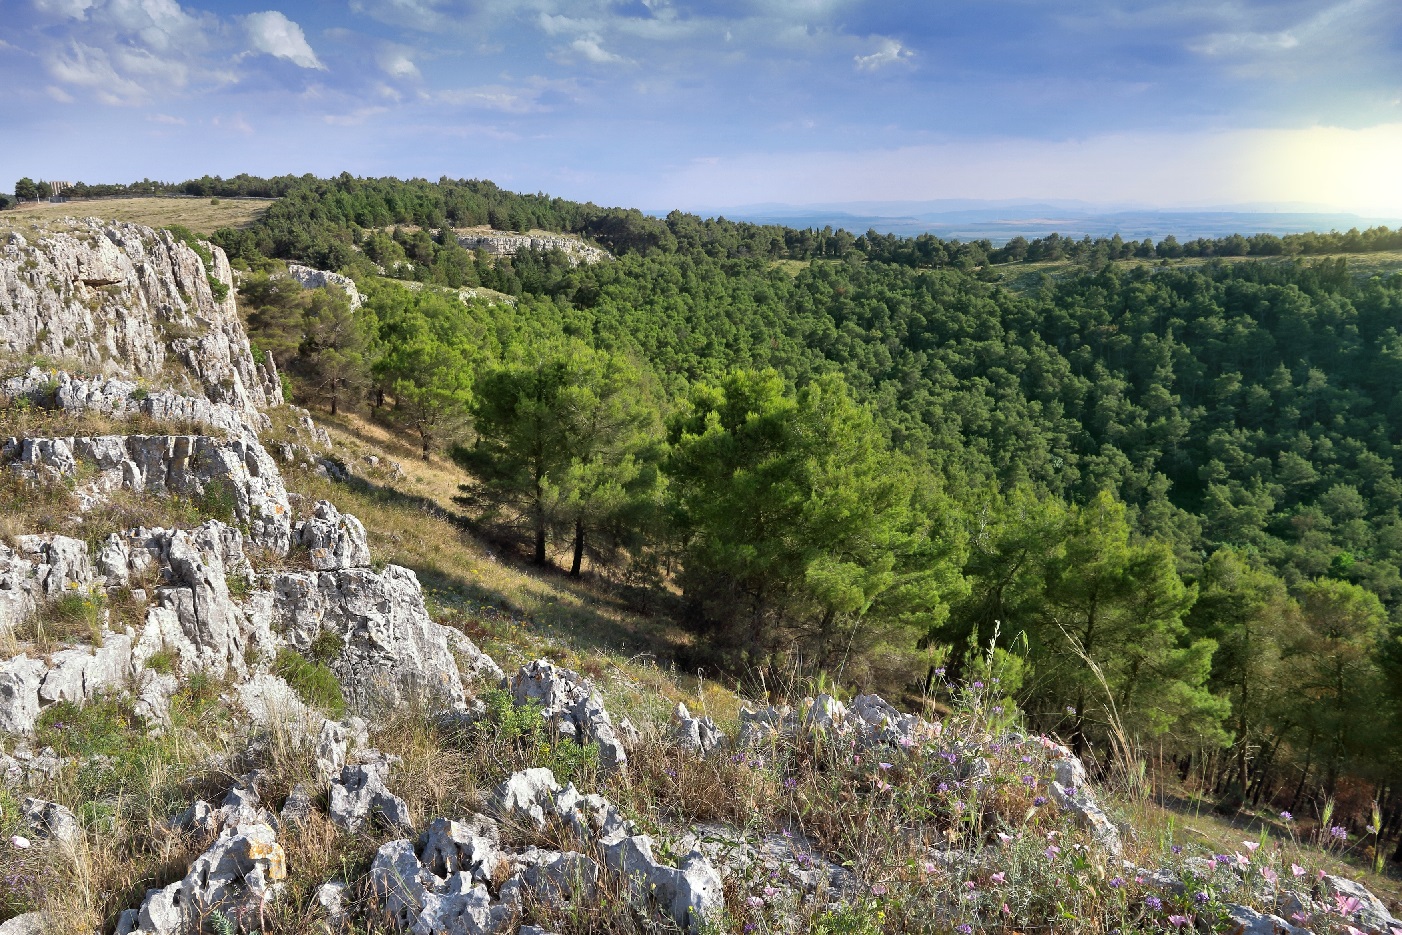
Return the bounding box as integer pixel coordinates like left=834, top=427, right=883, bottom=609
left=570, top=517, right=584, bottom=577
left=534, top=511, right=548, bottom=566
left=330, top=389, right=338, bottom=416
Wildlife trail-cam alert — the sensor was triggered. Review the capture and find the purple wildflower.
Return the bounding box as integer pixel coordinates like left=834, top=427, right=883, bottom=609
left=1144, top=896, right=1163, bottom=912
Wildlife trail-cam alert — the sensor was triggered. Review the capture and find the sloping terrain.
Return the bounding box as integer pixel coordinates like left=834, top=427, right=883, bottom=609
left=0, top=218, right=1399, bottom=935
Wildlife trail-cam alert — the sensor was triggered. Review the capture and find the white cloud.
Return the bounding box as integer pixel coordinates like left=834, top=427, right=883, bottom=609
left=147, top=112, right=185, bottom=123
left=854, top=37, right=912, bottom=71
left=32, top=0, right=97, bottom=18
left=46, top=41, right=149, bottom=104
left=46, top=84, right=75, bottom=102
left=566, top=35, right=628, bottom=65
left=323, top=105, right=389, bottom=125
left=377, top=44, right=420, bottom=79
left=437, top=76, right=577, bottom=113
left=242, top=10, right=325, bottom=70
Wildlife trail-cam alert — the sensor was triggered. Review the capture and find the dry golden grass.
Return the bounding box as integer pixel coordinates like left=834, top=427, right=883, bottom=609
left=3, top=196, right=270, bottom=235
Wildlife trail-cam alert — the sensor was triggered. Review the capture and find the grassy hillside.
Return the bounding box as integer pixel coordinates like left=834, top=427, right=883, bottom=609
left=6, top=196, right=271, bottom=235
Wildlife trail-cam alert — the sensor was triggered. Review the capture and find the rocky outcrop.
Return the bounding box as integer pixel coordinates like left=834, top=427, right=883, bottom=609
left=286, top=264, right=362, bottom=309
left=455, top=231, right=609, bottom=266
left=269, top=562, right=472, bottom=716
left=671, top=702, right=727, bottom=756
left=511, top=660, right=628, bottom=772
left=295, top=500, right=371, bottom=571
left=117, top=822, right=288, bottom=934
left=3, top=433, right=292, bottom=552
left=359, top=766, right=720, bottom=935
left=0, top=534, right=97, bottom=638
left=329, top=755, right=412, bottom=832
left=0, top=219, right=279, bottom=415
left=490, top=767, right=722, bottom=934
left=1, top=367, right=265, bottom=435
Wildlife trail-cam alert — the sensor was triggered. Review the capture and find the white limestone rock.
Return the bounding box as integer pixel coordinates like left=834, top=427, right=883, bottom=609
left=0, top=220, right=280, bottom=414
left=671, top=702, right=728, bottom=756
left=118, top=822, right=288, bottom=934
left=510, top=659, right=627, bottom=771
left=286, top=264, right=363, bottom=310
left=329, top=755, right=412, bottom=832
left=454, top=231, right=609, bottom=266
left=4, top=434, right=292, bottom=553
left=295, top=501, right=371, bottom=571
left=269, top=564, right=468, bottom=715
left=0, top=655, right=47, bottom=734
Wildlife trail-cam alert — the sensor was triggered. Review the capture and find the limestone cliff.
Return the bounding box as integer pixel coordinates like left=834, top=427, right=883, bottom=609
left=0, top=218, right=280, bottom=418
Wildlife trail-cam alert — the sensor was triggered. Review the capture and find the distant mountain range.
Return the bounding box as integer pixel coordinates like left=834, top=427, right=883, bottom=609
left=679, top=201, right=1402, bottom=246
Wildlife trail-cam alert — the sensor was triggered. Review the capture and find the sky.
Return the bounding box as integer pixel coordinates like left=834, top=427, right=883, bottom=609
left=3, top=0, right=1402, bottom=214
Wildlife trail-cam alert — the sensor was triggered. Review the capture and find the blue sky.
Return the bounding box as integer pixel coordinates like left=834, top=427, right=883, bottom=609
left=3, top=0, right=1401, bottom=212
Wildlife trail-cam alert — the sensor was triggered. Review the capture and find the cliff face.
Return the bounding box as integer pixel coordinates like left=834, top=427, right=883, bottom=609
left=0, top=218, right=280, bottom=418
left=454, top=231, right=610, bottom=265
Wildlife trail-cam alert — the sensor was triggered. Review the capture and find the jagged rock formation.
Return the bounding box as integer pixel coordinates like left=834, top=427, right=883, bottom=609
left=454, top=231, right=609, bottom=266
left=1, top=367, right=263, bottom=435
left=3, top=432, right=292, bottom=551
left=0, top=219, right=280, bottom=416
left=117, top=822, right=288, bottom=934
left=511, top=659, right=629, bottom=771
left=286, top=263, right=363, bottom=309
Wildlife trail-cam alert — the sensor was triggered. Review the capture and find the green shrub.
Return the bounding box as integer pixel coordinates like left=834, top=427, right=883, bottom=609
left=273, top=648, right=346, bottom=718
left=144, top=649, right=175, bottom=675
left=196, top=478, right=237, bottom=524
left=309, top=629, right=345, bottom=664
left=34, top=696, right=138, bottom=758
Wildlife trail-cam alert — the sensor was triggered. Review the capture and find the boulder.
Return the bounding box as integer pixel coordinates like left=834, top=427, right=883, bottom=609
left=510, top=660, right=627, bottom=771
left=1225, top=903, right=1311, bottom=935
left=295, top=501, right=371, bottom=571
left=671, top=702, right=727, bottom=755
left=1321, top=874, right=1400, bottom=933
left=118, top=822, right=288, bottom=934
left=0, top=913, right=50, bottom=935
left=21, top=795, right=83, bottom=847
left=0, top=655, right=47, bottom=734
left=269, top=564, right=468, bottom=715
left=1048, top=780, right=1122, bottom=857
left=329, top=756, right=411, bottom=832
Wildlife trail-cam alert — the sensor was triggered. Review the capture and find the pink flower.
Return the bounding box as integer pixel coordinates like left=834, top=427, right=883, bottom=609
left=1335, top=895, right=1362, bottom=915
left=1346, top=927, right=1366, bottom=935
left=923, top=861, right=937, bottom=873
left=871, top=883, right=888, bottom=896
left=990, top=872, right=1006, bottom=885
left=1044, top=845, right=1060, bottom=860
left=1002, top=903, right=1011, bottom=915
left=1234, top=852, right=1250, bottom=868
left=747, top=896, right=765, bottom=908
left=1242, top=841, right=1259, bottom=853
left=997, top=832, right=1014, bottom=844
left=1290, top=863, right=1306, bottom=877
left=1261, top=867, right=1278, bottom=884
left=879, top=762, right=893, bottom=770
left=965, top=881, right=977, bottom=890
left=1168, top=916, right=1193, bottom=928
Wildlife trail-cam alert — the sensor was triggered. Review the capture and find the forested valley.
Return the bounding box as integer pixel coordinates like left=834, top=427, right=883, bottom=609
left=127, top=173, right=1402, bottom=859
